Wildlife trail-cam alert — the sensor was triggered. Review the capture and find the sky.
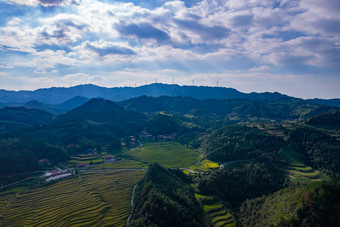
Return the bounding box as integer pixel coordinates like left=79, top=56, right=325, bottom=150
left=0, top=0, right=339, bottom=99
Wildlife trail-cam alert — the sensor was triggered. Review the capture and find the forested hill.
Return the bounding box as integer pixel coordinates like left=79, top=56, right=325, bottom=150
left=0, top=107, right=54, bottom=134
left=306, top=111, right=340, bottom=128
left=55, top=98, right=145, bottom=125
left=130, top=164, right=205, bottom=226
left=240, top=179, right=340, bottom=226
left=119, top=96, right=339, bottom=120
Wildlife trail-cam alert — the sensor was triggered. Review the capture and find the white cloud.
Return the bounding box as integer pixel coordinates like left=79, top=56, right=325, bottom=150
left=0, top=0, right=339, bottom=97
left=249, top=65, right=271, bottom=72
left=8, top=50, right=78, bottom=71
left=5, top=0, right=80, bottom=7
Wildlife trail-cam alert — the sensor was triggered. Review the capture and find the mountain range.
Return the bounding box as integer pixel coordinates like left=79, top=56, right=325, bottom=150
left=1, top=83, right=339, bottom=107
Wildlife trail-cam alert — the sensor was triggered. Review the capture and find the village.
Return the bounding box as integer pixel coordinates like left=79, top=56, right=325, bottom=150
left=32, top=130, right=189, bottom=185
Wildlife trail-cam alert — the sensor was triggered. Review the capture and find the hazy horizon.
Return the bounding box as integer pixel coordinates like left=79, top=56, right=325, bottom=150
left=1, top=83, right=339, bottom=101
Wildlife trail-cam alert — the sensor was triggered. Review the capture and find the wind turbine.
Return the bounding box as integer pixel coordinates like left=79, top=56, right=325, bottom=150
left=216, top=80, right=219, bottom=87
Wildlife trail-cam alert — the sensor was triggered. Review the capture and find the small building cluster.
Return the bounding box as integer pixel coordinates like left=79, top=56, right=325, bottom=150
left=129, top=136, right=137, bottom=147
left=139, top=131, right=177, bottom=142
left=103, top=155, right=116, bottom=163
left=43, top=169, right=73, bottom=182
left=83, top=148, right=97, bottom=155
left=140, top=131, right=153, bottom=139
left=45, top=173, right=72, bottom=182
left=66, top=144, right=79, bottom=148
left=38, top=159, right=50, bottom=165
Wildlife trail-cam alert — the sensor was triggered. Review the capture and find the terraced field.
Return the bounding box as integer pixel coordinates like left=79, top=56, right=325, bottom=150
left=195, top=194, right=236, bottom=227
left=280, top=149, right=329, bottom=183
left=89, top=160, right=147, bottom=170
left=124, top=142, right=199, bottom=168
left=68, top=152, right=108, bottom=165
left=0, top=170, right=145, bottom=226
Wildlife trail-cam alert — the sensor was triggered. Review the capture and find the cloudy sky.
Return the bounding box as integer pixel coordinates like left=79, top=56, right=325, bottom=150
left=0, top=0, right=339, bottom=98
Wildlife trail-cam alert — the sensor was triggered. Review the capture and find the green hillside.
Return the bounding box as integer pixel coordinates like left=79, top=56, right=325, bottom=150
left=130, top=164, right=205, bottom=226
left=239, top=179, right=340, bottom=226
left=0, top=107, right=54, bottom=134
left=200, top=125, right=285, bottom=163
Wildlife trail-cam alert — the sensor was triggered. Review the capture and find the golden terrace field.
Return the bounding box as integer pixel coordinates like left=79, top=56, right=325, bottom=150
left=0, top=170, right=145, bottom=227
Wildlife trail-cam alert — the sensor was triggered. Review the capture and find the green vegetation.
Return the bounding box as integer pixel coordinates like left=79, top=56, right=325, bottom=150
left=0, top=107, right=53, bottom=134
left=306, top=111, right=340, bottom=129
left=289, top=127, right=340, bottom=176
left=143, top=113, right=201, bottom=135
left=191, top=159, right=220, bottom=172
left=119, top=96, right=339, bottom=121
left=195, top=193, right=236, bottom=227
left=280, top=149, right=329, bottom=184
left=125, top=142, right=198, bottom=168
left=0, top=95, right=339, bottom=226
left=239, top=179, right=340, bottom=227
left=198, top=158, right=285, bottom=209
left=0, top=138, right=67, bottom=176
left=200, top=125, right=285, bottom=163
left=130, top=164, right=205, bottom=226
left=0, top=170, right=145, bottom=226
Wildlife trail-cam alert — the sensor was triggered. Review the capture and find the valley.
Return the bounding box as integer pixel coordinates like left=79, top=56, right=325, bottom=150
left=0, top=88, right=339, bottom=226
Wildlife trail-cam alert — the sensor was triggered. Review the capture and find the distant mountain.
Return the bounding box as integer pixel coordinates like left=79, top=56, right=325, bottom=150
left=307, top=98, right=340, bottom=107
left=1, top=83, right=338, bottom=107
left=23, top=100, right=64, bottom=114
left=0, top=83, right=291, bottom=104
left=56, top=98, right=144, bottom=125
left=0, top=96, right=89, bottom=115
left=0, top=84, right=108, bottom=104
left=0, top=106, right=54, bottom=134
left=119, top=96, right=339, bottom=120
left=57, top=96, right=89, bottom=111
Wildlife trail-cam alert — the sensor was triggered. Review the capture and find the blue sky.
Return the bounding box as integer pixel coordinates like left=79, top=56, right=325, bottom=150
left=0, top=0, right=339, bottom=98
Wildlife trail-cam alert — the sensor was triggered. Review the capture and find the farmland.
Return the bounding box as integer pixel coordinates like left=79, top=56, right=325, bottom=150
left=68, top=152, right=107, bottom=166
left=89, top=160, right=147, bottom=170
left=124, top=142, right=199, bottom=168
left=0, top=169, right=145, bottom=226
left=280, top=149, right=329, bottom=183
left=195, top=193, right=236, bottom=227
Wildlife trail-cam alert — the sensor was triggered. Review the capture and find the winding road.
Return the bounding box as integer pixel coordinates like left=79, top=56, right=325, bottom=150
left=127, top=183, right=138, bottom=224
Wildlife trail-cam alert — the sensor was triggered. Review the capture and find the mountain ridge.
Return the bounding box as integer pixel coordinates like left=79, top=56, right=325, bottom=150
left=0, top=83, right=293, bottom=104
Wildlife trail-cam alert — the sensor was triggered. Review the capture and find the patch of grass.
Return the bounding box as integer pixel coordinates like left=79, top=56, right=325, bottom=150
left=124, top=142, right=198, bottom=168
left=193, top=159, right=219, bottom=171
left=194, top=193, right=214, bottom=200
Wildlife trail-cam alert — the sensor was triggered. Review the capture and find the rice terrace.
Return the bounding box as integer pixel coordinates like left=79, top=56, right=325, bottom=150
left=0, top=141, right=209, bottom=226
left=0, top=169, right=145, bottom=226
